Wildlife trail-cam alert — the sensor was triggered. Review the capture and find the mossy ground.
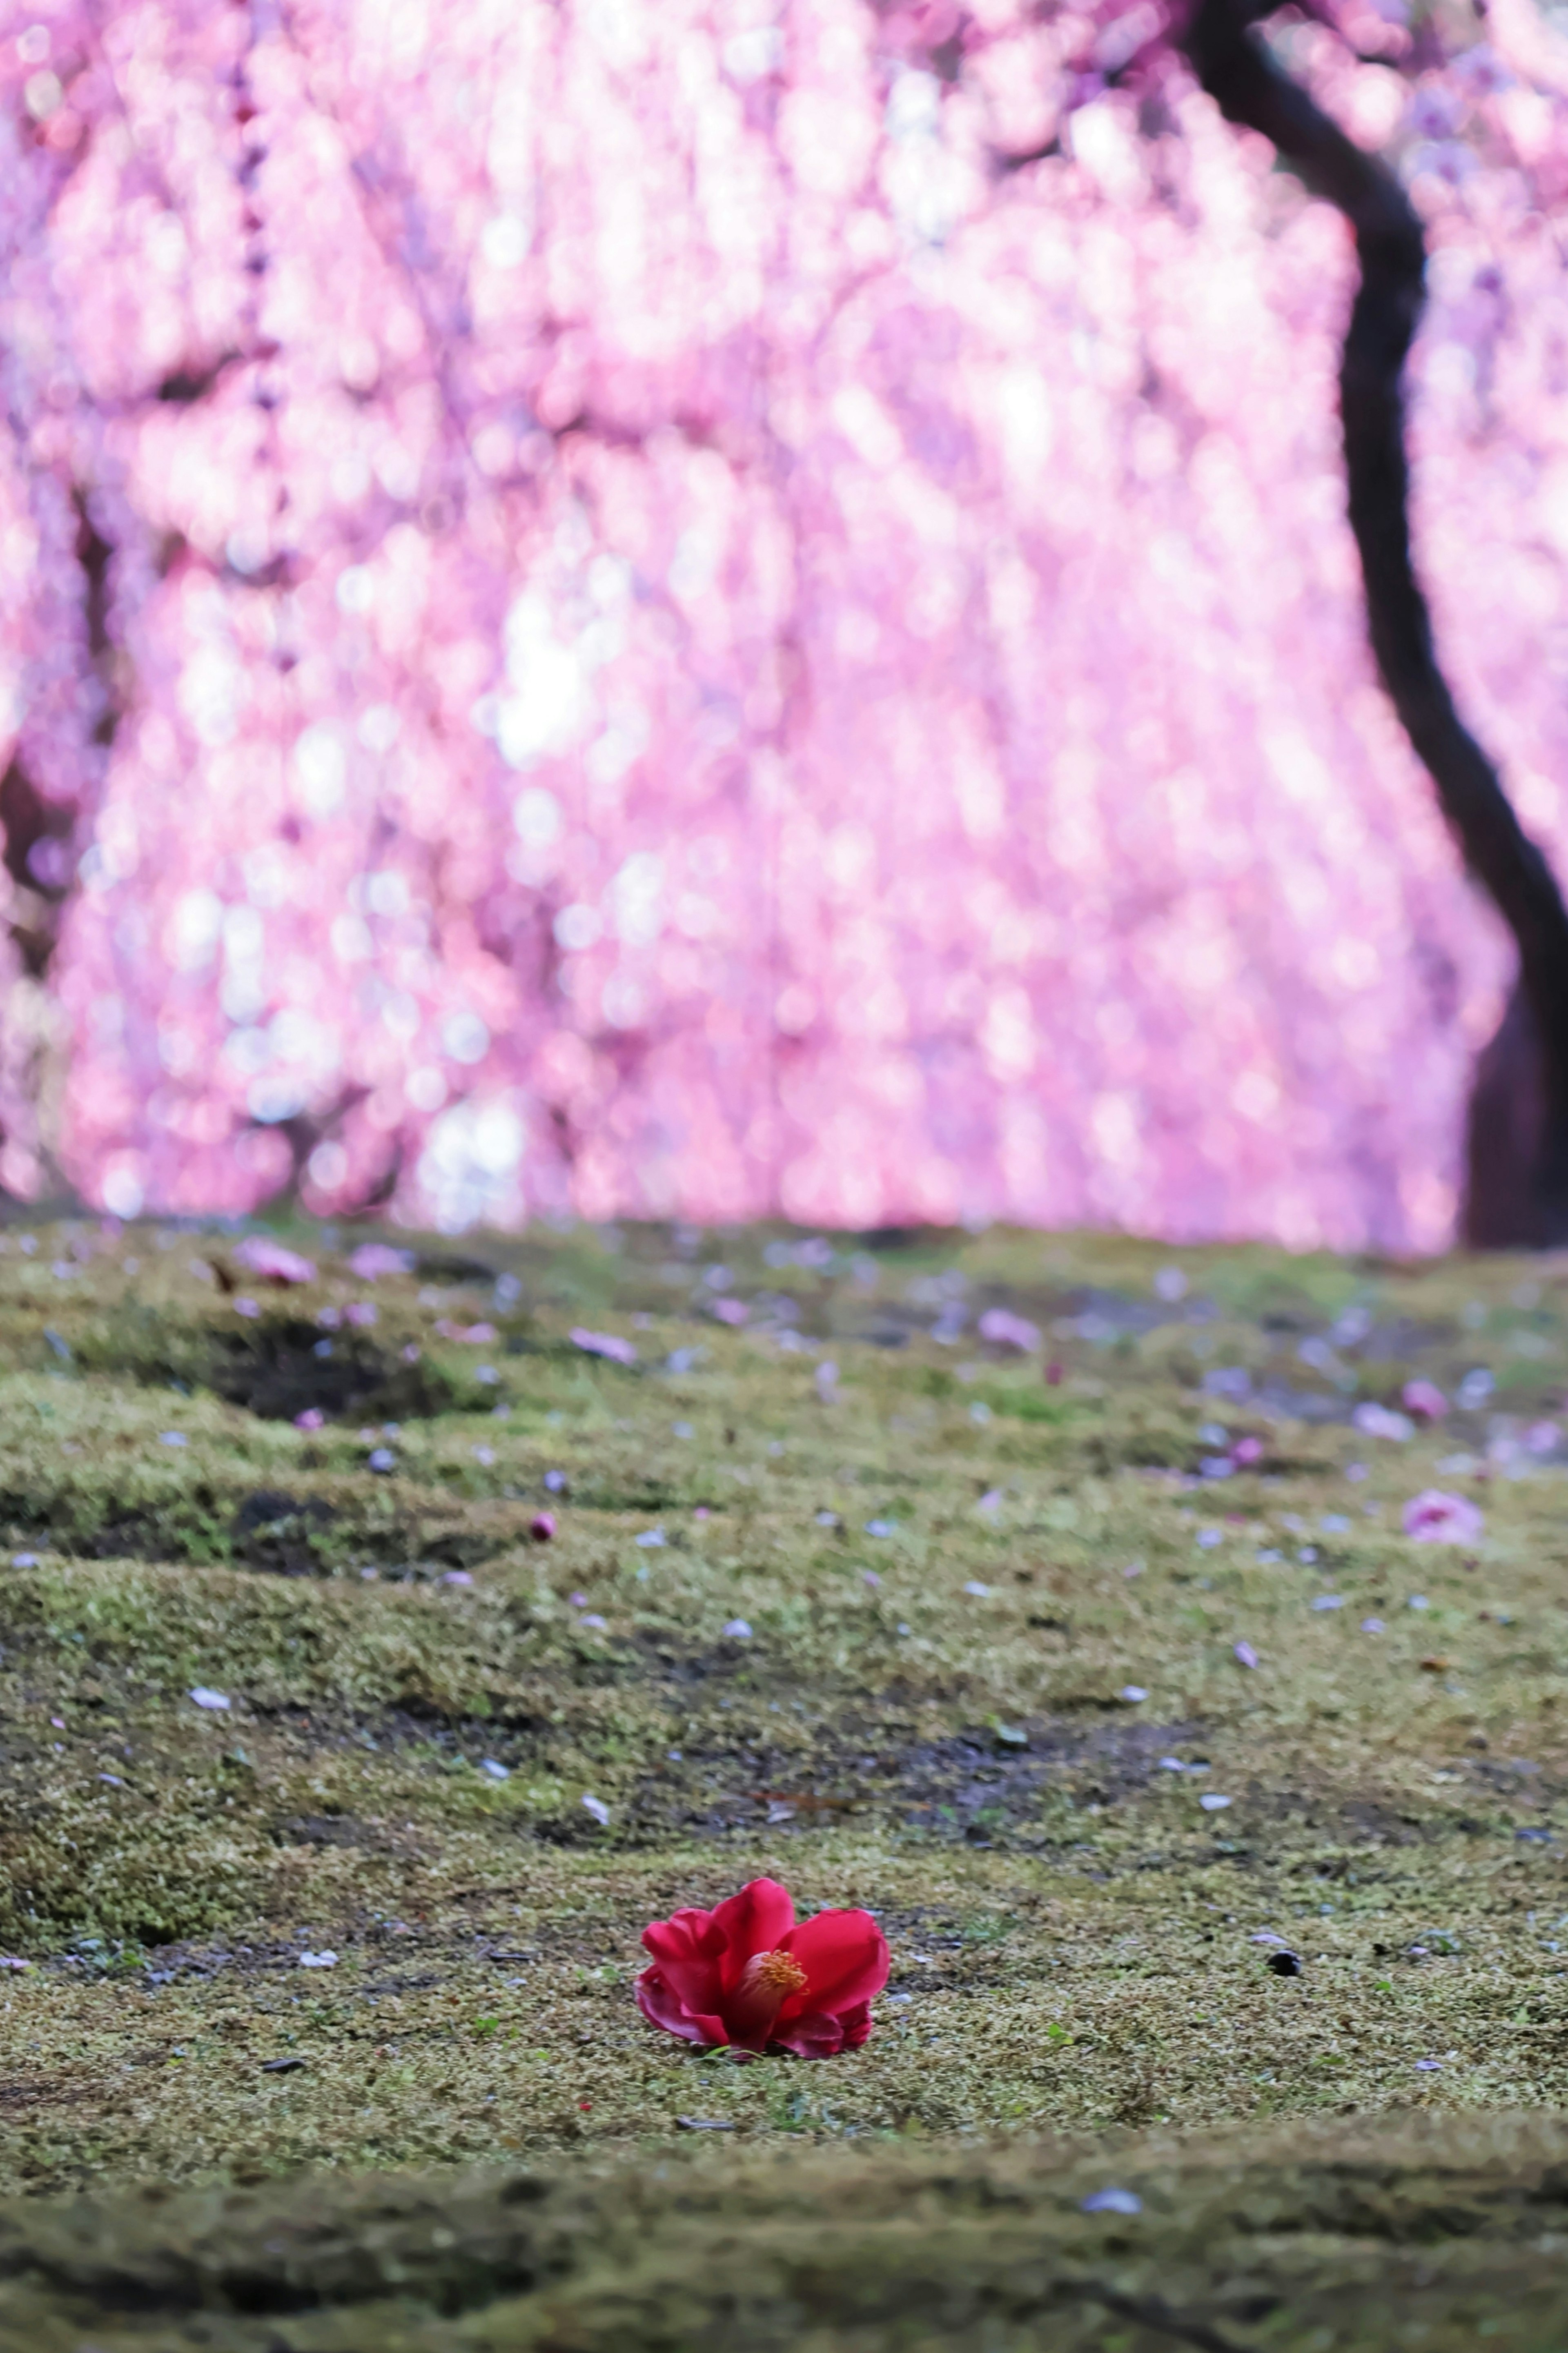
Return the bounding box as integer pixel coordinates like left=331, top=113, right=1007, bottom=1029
left=5, top=1214, right=1568, bottom=2337
left=7, top=2110, right=1568, bottom=2350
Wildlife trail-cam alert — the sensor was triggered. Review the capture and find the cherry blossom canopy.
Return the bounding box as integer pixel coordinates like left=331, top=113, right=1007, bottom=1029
left=1, top=0, right=1566, bottom=1246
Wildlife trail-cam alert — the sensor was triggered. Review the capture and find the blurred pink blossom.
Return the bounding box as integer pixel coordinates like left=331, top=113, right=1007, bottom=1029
left=1402, top=1489, right=1484, bottom=1543
left=348, top=1245, right=415, bottom=1281
left=0, top=0, right=1553, bottom=1251
left=1402, top=1380, right=1448, bottom=1422
left=571, top=1328, right=637, bottom=1366
left=978, top=1309, right=1041, bottom=1352
left=1353, top=1402, right=1414, bottom=1442
left=234, top=1238, right=316, bottom=1286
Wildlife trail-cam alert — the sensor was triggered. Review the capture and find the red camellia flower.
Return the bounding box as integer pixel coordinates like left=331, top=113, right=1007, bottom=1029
left=637, top=1877, right=889, bottom=2057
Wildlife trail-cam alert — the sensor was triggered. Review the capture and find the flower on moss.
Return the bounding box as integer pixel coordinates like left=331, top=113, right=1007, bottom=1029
left=1402, top=1379, right=1447, bottom=1422
left=1402, top=1489, right=1483, bottom=1543
left=348, top=1243, right=414, bottom=1280
left=571, top=1326, right=637, bottom=1365
left=234, top=1236, right=316, bottom=1285
left=637, top=1877, right=889, bottom=2057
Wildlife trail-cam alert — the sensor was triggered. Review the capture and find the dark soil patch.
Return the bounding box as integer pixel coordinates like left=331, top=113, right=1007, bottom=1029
left=621, top=1630, right=764, bottom=1689
left=0, top=2081, right=62, bottom=2114
left=414, top=1526, right=502, bottom=1569
left=553, top=1479, right=699, bottom=1514
left=200, top=1319, right=463, bottom=1422
left=0, top=1480, right=513, bottom=1574
left=0, top=1482, right=232, bottom=1564
left=273, top=1813, right=376, bottom=1850
left=619, top=1710, right=1208, bottom=1847
left=1337, top=1798, right=1454, bottom=1847
left=230, top=1494, right=507, bottom=1581
left=413, top=1251, right=501, bottom=1285
left=234, top=1489, right=339, bottom=1576
left=75, top=1309, right=475, bottom=1422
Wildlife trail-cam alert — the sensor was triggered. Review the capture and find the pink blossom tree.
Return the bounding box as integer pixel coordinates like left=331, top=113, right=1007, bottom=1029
left=1180, top=0, right=1568, bottom=1242
left=2, top=0, right=1568, bottom=1247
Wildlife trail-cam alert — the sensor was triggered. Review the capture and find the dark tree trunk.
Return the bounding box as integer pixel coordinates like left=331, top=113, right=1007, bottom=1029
left=1177, top=0, right=1568, bottom=1247
left=1463, top=980, right=1545, bottom=1246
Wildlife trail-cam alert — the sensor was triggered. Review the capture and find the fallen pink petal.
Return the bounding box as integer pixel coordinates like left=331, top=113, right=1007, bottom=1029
left=234, top=1238, right=317, bottom=1286
left=1353, top=1402, right=1413, bottom=1443
left=571, top=1329, right=637, bottom=1367
left=977, top=1308, right=1040, bottom=1352
left=348, top=1245, right=415, bottom=1281
left=1402, top=1380, right=1448, bottom=1422
left=1403, top=1490, right=1485, bottom=1544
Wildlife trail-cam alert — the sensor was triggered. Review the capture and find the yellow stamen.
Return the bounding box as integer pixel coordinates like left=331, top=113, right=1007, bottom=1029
left=745, top=1948, right=808, bottom=2000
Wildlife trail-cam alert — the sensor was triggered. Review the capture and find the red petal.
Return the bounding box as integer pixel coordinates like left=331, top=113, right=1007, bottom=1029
left=771, top=2007, right=845, bottom=2059
left=838, top=1999, right=874, bottom=2049
left=779, top=1910, right=889, bottom=2018
left=641, top=1910, right=727, bottom=2015
left=706, top=1878, right=796, bottom=1993
left=636, top=1964, right=728, bottom=2046
left=641, top=1905, right=724, bottom=1963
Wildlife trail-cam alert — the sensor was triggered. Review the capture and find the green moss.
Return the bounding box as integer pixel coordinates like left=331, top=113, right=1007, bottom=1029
left=1, top=1214, right=1568, bottom=2246
left=8, top=2117, right=1568, bottom=2348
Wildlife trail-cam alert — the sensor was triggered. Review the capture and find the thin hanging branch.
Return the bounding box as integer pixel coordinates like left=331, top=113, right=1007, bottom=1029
left=1178, top=0, right=1568, bottom=1233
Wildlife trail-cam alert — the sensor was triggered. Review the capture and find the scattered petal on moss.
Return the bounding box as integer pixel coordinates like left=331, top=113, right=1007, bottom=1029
left=571, top=1327, right=637, bottom=1366
left=1081, top=2187, right=1142, bottom=2215
left=235, top=1238, right=316, bottom=1285
left=1404, top=1491, right=1484, bottom=1543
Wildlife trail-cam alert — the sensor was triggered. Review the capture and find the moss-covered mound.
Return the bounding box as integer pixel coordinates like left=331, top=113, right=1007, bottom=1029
left=7, top=1211, right=1568, bottom=2328
left=4, top=2113, right=1568, bottom=2349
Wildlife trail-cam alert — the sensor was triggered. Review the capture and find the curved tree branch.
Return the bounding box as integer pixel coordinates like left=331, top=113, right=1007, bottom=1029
left=1178, top=0, right=1568, bottom=1234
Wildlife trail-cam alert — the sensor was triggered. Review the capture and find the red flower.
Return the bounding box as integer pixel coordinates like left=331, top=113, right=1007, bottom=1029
left=637, top=1877, right=889, bottom=2057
